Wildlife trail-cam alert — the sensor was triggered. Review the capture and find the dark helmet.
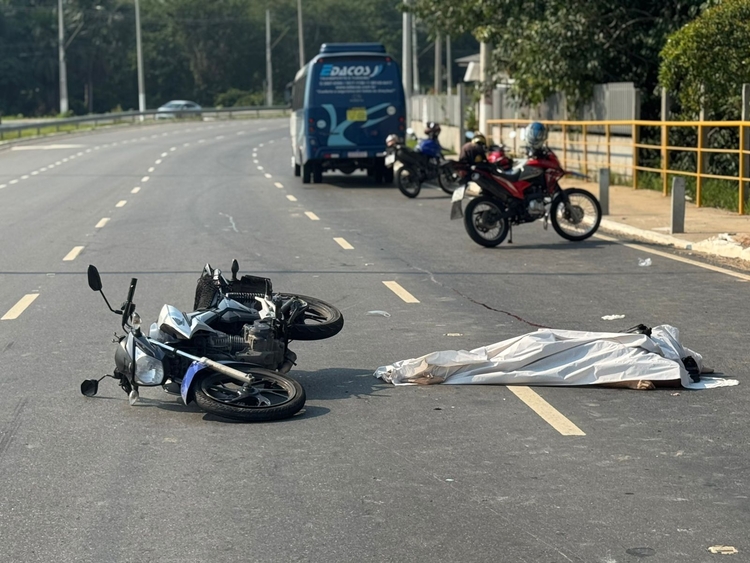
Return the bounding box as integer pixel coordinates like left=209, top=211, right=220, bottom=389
left=525, top=121, right=548, bottom=149
left=425, top=121, right=441, bottom=140
left=471, top=131, right=487, bottom=146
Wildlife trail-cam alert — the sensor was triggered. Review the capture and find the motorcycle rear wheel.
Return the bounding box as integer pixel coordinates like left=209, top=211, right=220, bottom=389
left=276, top=293, right=344, bottom=341
left=396, top=167, right=421, bottom=198
left=194, top=366, right=305, bottom=422
left=463, top=196, right=510, bottom=247
left=437, top=162, right=460, bottom=195
left=550, top=188, right=602, bottom=241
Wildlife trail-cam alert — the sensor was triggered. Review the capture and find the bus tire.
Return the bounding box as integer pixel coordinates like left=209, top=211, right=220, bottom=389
left=294, top=163, right=301, bottom=177
left=302, top=162, right=311, bottom=184
left=374, top=163, right=384, bottom=184
left=313, top=162, right=323, bottom=184
left=383, top=166, right=394, bottom=184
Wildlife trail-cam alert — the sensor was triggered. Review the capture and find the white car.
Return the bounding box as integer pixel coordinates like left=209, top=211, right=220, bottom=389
left=156, top=100, right=202, bottom=119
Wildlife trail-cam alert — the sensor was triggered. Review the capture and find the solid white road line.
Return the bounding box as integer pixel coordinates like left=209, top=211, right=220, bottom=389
left=95, top=218, right=110, bottom=228
left=382, top=281, right=419, bottom=303
left=1, top=294, right=39, bottom=320
left=116, top=200, right=127, bottom=208
left=334, top=237, right=355, bottom=250
left=286, top=195, right=298, bottom=202
left=63, top=246, right=85, bottom=261
left=304, top=211, right=320, bottom=221
left=131, top=187, right=141, bottom=194
left=274, top=182, right=284, bottom=189
left=595, top=233, right=750, bottom=282
left=507, top=386, right=586, bottom=436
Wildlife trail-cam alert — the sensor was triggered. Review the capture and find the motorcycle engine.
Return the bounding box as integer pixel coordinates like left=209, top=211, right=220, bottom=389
left=235, top=320, right=285, bottom=368
left=525, top=186, right=547, bottom=218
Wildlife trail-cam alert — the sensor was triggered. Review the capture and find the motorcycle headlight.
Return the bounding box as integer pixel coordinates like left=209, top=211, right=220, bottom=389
left=134, top=347, right=165, bottom=386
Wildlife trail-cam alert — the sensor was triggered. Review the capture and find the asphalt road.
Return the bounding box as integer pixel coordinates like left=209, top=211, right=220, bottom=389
left=0, top=119, right=748, bottom=563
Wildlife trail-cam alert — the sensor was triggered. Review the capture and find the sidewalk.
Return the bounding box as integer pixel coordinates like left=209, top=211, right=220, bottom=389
left=559, top=177, right=750, bottom=266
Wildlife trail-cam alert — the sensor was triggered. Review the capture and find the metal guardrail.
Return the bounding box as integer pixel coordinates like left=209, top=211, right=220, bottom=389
left=0, top=105, right=291, bottom=142
left=487, top=118, right=750, bottom=214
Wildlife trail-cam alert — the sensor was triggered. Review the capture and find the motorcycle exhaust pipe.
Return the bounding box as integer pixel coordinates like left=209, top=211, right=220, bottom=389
left=278, top=351, right=297, bottom=374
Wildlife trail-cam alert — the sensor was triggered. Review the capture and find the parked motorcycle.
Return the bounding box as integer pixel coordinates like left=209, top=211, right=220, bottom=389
left=450, top=147, right=602, bottom=247
left=385, top=133, right=459, bottom=198
left=486, top=144, right=514, bottom=171
left=81, top=260, right=343, bottom=422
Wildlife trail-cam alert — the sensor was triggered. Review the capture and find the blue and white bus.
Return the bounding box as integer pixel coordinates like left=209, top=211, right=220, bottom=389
left=290, top=43, right=406, bottom=184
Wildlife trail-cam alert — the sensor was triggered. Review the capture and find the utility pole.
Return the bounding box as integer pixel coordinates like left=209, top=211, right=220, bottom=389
left=446, top=35, right=452, bottom=96
left=135, top=0, right=146, bottom=113
left=434, top=32, right=442, bottom=95
left=402, top=0, right=412, bottom=120
left=266, top=10, right=273, bottom=106
left=411, top=16, right=420, bottom=94
left=58, top=0, right=68, bottom=115
left=297, top=0, right=305, bottom=68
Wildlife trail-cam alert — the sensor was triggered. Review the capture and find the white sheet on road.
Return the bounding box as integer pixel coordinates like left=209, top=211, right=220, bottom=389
left=374, top=325, right=738, bottom=390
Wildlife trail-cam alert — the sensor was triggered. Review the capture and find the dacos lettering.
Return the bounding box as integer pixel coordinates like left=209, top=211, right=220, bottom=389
left=320, top=64, right=383, bottom=78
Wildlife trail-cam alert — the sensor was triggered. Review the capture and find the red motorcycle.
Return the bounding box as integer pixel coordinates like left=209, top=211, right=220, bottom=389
left=450, top=147, right=601, bottom=247
left=486, top=144, right=513, bottom=170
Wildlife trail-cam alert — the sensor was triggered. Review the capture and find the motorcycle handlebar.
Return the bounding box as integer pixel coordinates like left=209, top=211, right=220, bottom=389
left=126, top=278, right=137, bottom=303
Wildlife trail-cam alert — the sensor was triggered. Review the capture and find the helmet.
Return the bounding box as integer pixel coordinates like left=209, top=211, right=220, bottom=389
left=425, top=121, right=441, bottom=140
left=471, top=132, right=487, bottom=146
left=385, top=134, right=400, bottom=148
left=525, top=122, right=548, bottom=149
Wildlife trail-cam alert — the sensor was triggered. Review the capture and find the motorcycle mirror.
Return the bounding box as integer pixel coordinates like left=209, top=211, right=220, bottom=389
left=81, top=379, right=99, bottom=396
left=231, top=259, right=239, bottom=281
left=465, top=131, right=475, bottom=140
left=87, top=265, right=103, bottom=291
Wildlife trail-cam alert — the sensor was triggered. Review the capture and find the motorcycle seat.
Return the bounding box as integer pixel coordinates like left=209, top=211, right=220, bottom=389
left=474, top=163, right=520, bottom=183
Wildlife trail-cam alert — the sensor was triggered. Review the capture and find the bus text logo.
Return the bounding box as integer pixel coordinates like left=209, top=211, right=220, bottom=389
left=320, top=64, right=383, bottom=79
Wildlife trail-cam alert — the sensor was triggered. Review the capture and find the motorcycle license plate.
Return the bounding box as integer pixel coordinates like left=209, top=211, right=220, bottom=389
left=346, top=107, right=367, bottom=121
left=385, top=153, right=396, bottom=166
left=451, top=186, right=465, bottom=202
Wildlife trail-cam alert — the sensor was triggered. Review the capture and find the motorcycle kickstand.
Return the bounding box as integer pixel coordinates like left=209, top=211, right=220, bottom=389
left=508, top=224, right=513, bottom=244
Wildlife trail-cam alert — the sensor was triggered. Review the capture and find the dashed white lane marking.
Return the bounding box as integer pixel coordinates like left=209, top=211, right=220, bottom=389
left=507, top=386, right=586, bottom=436
left=77, top=152, right=83, bottom=156
left=274, top=182, right=284, bottom=189
left=237, top=131, right=245, bottom=135
left=21, top=175, right=29, bottom=180
left=198, top=139, right=205, bottom=143
left=170, top=147, right=176, bottom=151
left=259, top=143, right=265, bottom=147
left=253, top=159, right=259, bottom=164
left=334, top=237, right=355, bottom=250
left=40, top=167, right=48, bottom=171
left=161, top=152, right=168, bottom=157
left=95, top=218, right=110, bottom=228
left=155, top=159, right=162, bottom=164
left=9, top=179, right=18, bottom=184
left=86, top=149, right=92, bottom=153
left=141, top=176, right=150, bottom=182
left=0, top=184, right=6, bottom=189
left=286, top=195, right=298, bottom=202
left=382, top=281, right=419, bottom=303
left=257, top=166, right=264, bottom=171
left=63, top=246, right=85, bottom=261
left=31, top=171, right=39, bottom=176
left=304, top=211, right=320, bottom=221
left=62, top=158, right=68, bottom=162
left=216, top=135, right=224, bottom=140
left=116, top=200, right=127, bottom=208
left=131, top=187, right=141, bottom=194
left=593, top=234, right=750, bottom=282
left=264, top=173, right=272, bottom=179
left=55, top=161, right=61, bottom=165
left=183, top=143, right=190, bottom=147
left=1, top=294, right=39, bottom=320
left=148, top=167, right=155, bottom=173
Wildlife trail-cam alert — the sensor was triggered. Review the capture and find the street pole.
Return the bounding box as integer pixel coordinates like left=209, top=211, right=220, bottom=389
left=135, top=0, right=146, bottom=114
left=297, top=0, right=305, bottom=69
left=58, top=0, right=68, bottom=115
left=402, top=1, right=412, bottom=122
left=446, top=35, right=452, bottom=96
left=411, top=16, right=420, bottom=94
left=266, top=10, right=273, bottom=106
left=434, top=32, right=442, bottom=95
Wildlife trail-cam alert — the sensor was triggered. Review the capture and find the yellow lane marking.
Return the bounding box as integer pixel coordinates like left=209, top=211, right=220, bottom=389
left=304, top=211, right=320, bottom=221
left=595, top=234, right=750, bottom=282
left=507, top=386, right=586, bottom=436
left=286, top=195, right=298, bottom=202
left=131, top=187, right=141, bottom=194
left=334, top=237, right=355, bottom=250
left=63, top=246, right=85, bottom=261
left=95, top=218, right=110, bottom=228
left=141, top=176, right=150, bottom=182
left=382, top=281, right=420, bottom=303
left=116, top=200, right=127, bottom=208
left=1, top=294, right=39, bottom=320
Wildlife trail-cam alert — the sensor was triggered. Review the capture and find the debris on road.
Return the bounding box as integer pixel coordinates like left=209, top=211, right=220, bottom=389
left=638, top=257, right=653, bottom=267
left=708, top=545, right=738, bottom=555
left=601, top=314, right=626, bottom=320
left=367, top=310, right=391, bottom=317
left=374, top=325, right=739, bottom=390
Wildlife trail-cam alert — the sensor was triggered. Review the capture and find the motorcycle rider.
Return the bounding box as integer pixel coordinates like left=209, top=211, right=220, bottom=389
left=458, top=131, right=488, bottom=164
left=416, top=121, right=443, bottom=158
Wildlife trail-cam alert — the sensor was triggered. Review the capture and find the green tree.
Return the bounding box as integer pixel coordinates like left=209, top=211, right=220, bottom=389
left=659, top=0, right=750, bottom=119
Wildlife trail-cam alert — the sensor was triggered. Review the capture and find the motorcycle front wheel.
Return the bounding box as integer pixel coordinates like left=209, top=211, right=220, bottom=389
left=437, top=162, right=461, bottom=195
left=463, top=196, right=510, bottom=248
left=550, top=188, right=602, bottom=241
left=194, top=365, right=305, bottom=422
left=276, top=293, right=344, bottom=341
left=396, top=167, right=421, bottom=198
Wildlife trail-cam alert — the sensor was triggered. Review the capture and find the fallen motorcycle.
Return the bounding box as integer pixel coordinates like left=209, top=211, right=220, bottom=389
left=450, top=146, right=601, bottom=247
left=81, top=260, right=344, bottom=422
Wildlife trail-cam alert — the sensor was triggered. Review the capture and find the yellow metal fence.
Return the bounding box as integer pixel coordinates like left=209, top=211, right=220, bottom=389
left=486, top=118, right=750, bottom=214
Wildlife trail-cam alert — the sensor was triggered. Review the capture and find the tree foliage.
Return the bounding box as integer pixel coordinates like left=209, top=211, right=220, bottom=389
left=659, top=0, right=750, bottom=119
left=409, top=0, right=705, bottom=113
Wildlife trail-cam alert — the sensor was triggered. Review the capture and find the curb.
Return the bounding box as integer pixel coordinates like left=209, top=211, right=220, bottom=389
left=599, top=218, right=750, bottom=264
